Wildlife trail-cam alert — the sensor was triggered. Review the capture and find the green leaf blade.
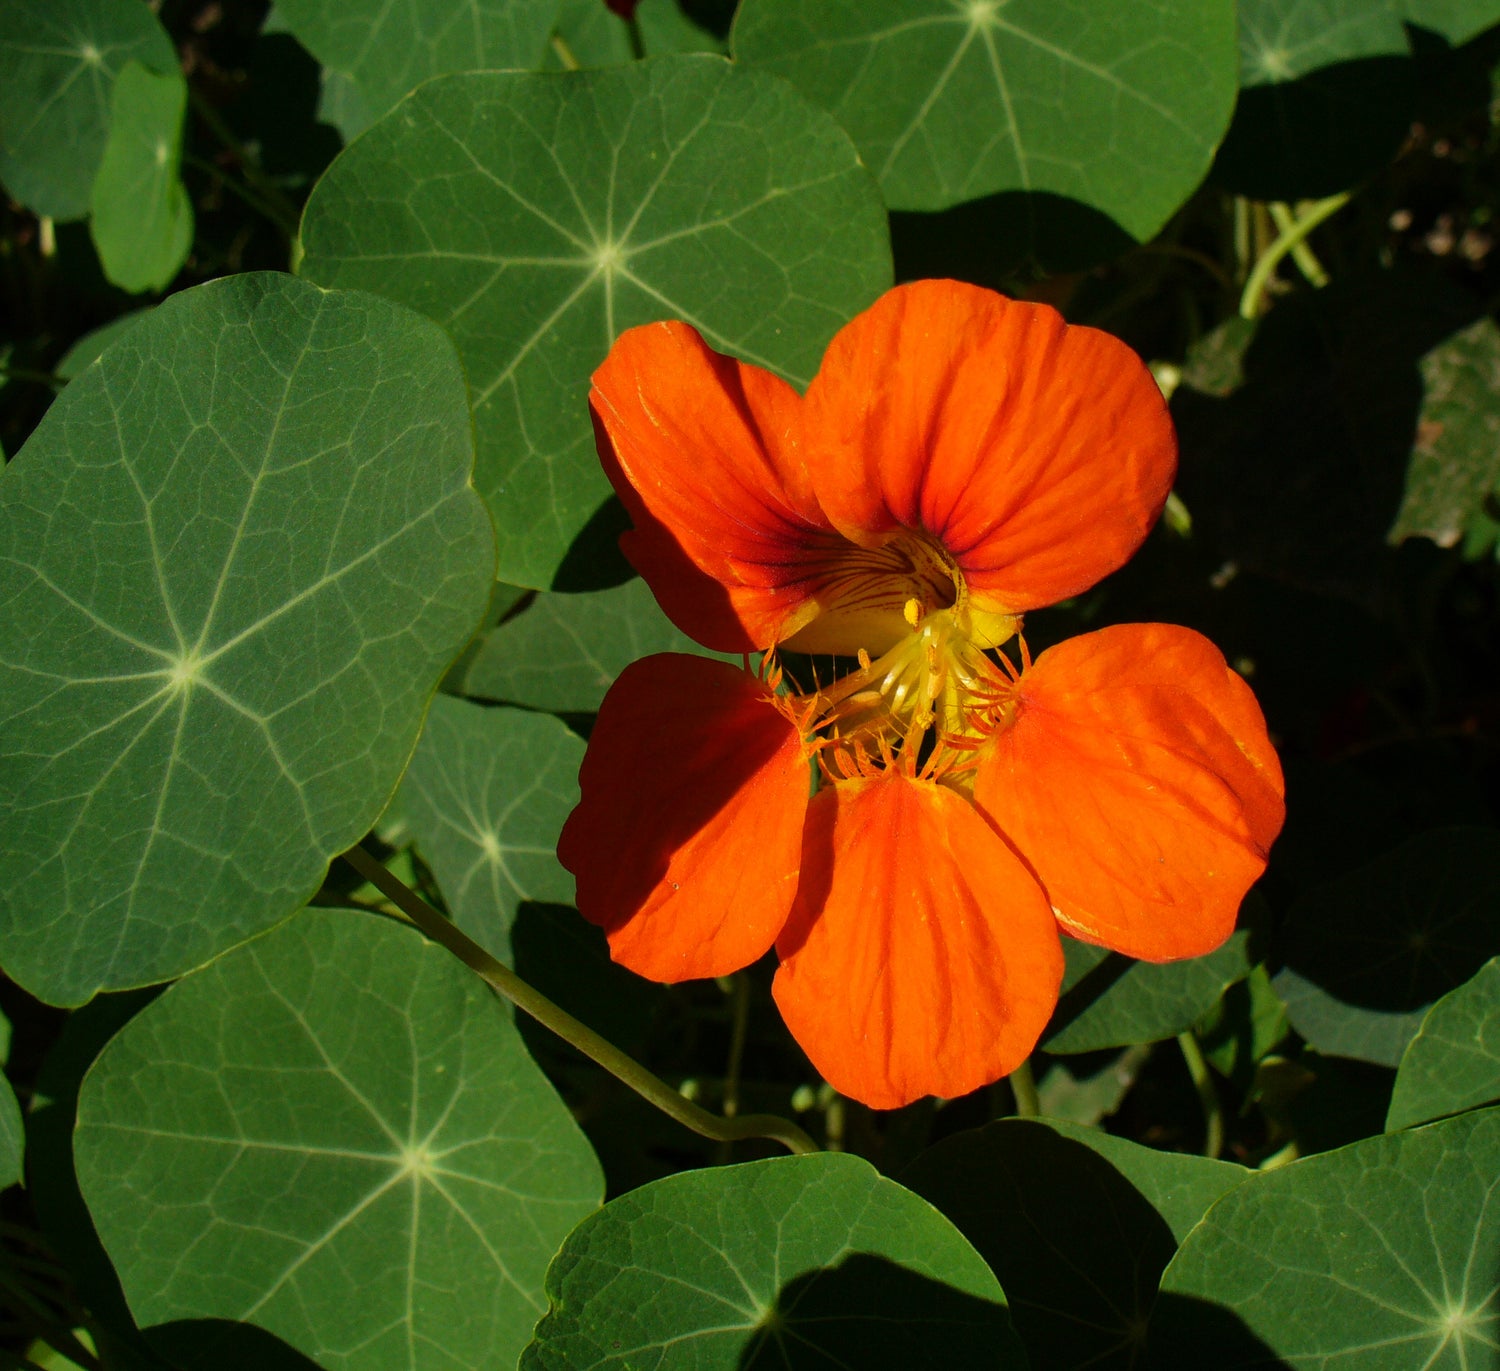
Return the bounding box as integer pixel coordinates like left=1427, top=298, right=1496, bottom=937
left=732, top=0, right=1238, bottom=235
left=298, top=57, right=892, bottom=589
left=0, top=0, right=177, bottom=220
left=273, top=0, right=559, bottom=130
left=88, top=60, right=192, bottom=294
left=75, top=906, right=603, bottom=1371
left=522, top=1152, right=1027, bottom=1369
left=1387, top=956, right=1500, bottom=1130
left=1152, top=1106, right=1500, bottom=1368
left=396, top=696, right=584, bottom=962
left=0, top=273, right=495, bottom=1005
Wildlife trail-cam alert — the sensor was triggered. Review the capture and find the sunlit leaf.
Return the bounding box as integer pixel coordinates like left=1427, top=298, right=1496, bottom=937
left=732, top=0, right=1238, bottom=233
left=1275, top=827, right=1500, bottom=1067
left=1390, top=316, right=1500, bottom=548
left=0, top=0, right=176, bottom=220
left=521, top=1152, right=1026, bottom=1369
left=1152, top=1106, right=1500, bottom=1369
left=904, top=1119, right=1246, bottom=1369
left=75, top=906, right=603, bottom=1371
left=297, top=57, right=893, bottom=588
left=396, top=695, right=583, bottom=962
left=456, top=578, right=731, bottom=711
left=0, top=273, right=495, bottom=1005
left=272, top=0, right=558, bottom=130
left=1044, top=931, right=1252, bottom=1054
left=1387, top=955, right=1500, bottom=1130
left=88, top=62, right=192, bottom=295
left=1215, top=0, right=1414, bottom=199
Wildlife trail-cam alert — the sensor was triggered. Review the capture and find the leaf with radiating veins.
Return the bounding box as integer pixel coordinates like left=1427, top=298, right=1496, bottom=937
left=298, top=56, right=891, bottom=589
left=522, top=1153, right=1027, bottom=1369
left=0, top=0, right=177, bottom=220
left=0, top=273, right=495, bottom=1006
left=75, top=907, right=603, bottom=1371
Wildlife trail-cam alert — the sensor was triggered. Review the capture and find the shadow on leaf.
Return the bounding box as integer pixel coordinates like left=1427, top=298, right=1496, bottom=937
left=892, top=190, right=1136, bottom=284
left=735, top=1251, right=1020, bottom=1370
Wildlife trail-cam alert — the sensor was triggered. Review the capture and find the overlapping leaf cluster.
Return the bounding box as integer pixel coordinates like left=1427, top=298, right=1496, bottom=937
left=3, top=0, right=1500, bottom=1367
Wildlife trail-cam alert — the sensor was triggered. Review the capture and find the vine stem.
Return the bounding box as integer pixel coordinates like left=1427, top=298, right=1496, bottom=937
left=341, top=845, right=819, bottom=1156
left=1008, top=1057, right=1040, bottom=1118
left=1268, top=202, right=1329, bottom=287
left=1177, top=1030, right=1223, bottom=1160
left=1239, top=191, right=1350, bottom=318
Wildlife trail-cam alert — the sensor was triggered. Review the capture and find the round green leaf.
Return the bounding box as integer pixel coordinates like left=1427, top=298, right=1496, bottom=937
left=732, top=0, right=1238, bottom=231
left=457, top=578, right=731, bottom=711
left=1214, top=0, right=1414, bottom=200
left=396, top=695, right=583, bottom=962
left=1044, top=930, right=1252, bottom=1054
left=0, top=272, right=495, bottom=1006
left=272, top=0, right=558, bottom=131
left=88, top=61, right=192, bottom=295
left=904, top=1120, right=1246, bottom=1370
left=1276, top=827, right=1500, bottom=1067
left=1401, top=0, right=1500, bottom=43
left=0, top=0, right=177, bottom=220
left=1152, top=1106, right=1500, bottom=1368
left=75, top=906, right=603, bottom=1371
left=1388, top=956, right=1500, bottom=1130
left=1390, top=316, right=1500, bottom=549
left=297, top=57, right=892, bottom=589
left=522, top=1152, right=1025, bottom=1369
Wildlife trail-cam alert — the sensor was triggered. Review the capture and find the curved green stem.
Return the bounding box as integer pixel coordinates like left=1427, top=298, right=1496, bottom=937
left=342, top=845, right=819, bottom=1156
left=1008, top=1057, right=1040, bottom=1118
left=1268, top=202, right=1329, bottom=287
left=1239, top=192, right=1350, bottom=318
left=188, top=91, right=301, bottom=238
left=1177, top=1030, right=1223, bottom=1159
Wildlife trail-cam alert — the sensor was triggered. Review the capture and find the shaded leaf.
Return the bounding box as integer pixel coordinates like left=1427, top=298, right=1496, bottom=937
left=456, top=577, right=731, bottom=711
left=0, top=1071, right=20, bottom=1189
left=1275, top=827, right=1500, bottom=1067
left=1402, top=0, right=1500, bottom=43
left=732, top=0, right=1238, bottom=235
left=88, top=61, right=192, bottom=295
left=299, top=57, right=891, bottom=588
left=0, top=0, right=176, bottom=220
left=396, top=695, right=583, bottom=963
left=1387, top=955, right=1500, bottom=1129
left=1197, top=964, right=1290, bottom=1087
left=521, top=1152, right=1026, bottom=1369
left=1172, top=266, right=1481, bottom=605
left=0, top=273, right=495, bottom=1005
left=1044, top=930, right=1252, bottom=1054
left=1036, top=1045, right=1151, bottom=1126
left=75, top=906, right=602, bottom=1371
left=1390, top=316, right=1500, bottom=548
left=1214, top=0, right=1414, bottom=200
left=55, top=308, right=154, bottom=380
left=273, top=0, right=558, bottom=131
left=1152, top=1106, right=1500, bottom=1369
left=904, top=1119, right=1245, bottom=1370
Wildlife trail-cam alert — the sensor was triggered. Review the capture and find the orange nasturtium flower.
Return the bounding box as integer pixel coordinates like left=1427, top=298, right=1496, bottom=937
left=558, top=280, right=1285, bottom=1110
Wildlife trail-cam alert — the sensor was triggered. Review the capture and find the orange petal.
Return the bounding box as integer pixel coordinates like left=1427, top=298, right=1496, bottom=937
left=591, top=322, right=834, bottom=653
left=557, top=654, right=809, bottom=981
left=772, top=774, right=1063, bottom=1110
left=801, top=280, right=1176, bottom=615
left=974, top=625, right=1286, bottom=961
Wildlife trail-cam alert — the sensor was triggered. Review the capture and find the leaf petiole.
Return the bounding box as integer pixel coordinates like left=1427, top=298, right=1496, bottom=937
left=341, top=844, right=820, bottom=1157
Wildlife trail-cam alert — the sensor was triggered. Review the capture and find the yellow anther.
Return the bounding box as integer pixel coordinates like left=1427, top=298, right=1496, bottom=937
left=903, top=598, right=923, bottom=629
